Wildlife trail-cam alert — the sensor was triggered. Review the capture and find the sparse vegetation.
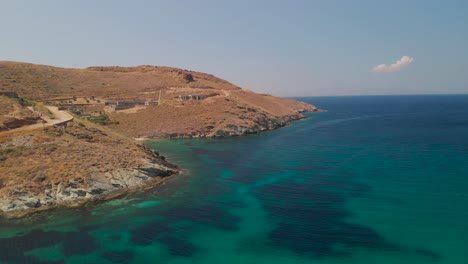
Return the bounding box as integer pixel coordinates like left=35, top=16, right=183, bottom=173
left=0, top=61, right=316, bottom=139
left=183, top=73, right=194, bottom=83
left=22, top=98, right=36, bottom=107
left=0, top=60, right=316, bottom=217
left=0, top=122, right=169, bottom=212
left=0, top=148, right=13, bottom=161
left=0, top=148, right=14, bottom=155
left=86, top=113, right=119, bottom=125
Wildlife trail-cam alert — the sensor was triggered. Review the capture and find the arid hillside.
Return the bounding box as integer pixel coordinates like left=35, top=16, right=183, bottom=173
left=0, top=61, right=316, bottom=217
left=0, top=61, right=317, bottom=138
left=0, top=95, right=40, bottom=131
left=0, top=115, right=177, bottom=217
left=0, top=61, right=240, bottom=100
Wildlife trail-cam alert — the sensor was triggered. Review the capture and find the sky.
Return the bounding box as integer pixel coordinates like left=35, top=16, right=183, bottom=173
left=1, top=0, right=467, bottom=96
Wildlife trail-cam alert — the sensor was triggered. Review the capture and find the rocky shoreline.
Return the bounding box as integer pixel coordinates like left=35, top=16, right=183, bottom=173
left=0, top=61, right=320, bottom=219
left=0, top=112, right=318, bottom=219
left=151, top=111, right=315, bottom=139
left=0, top=147, right=178, bottom=219
left=0, top=109, right=319, bottom=219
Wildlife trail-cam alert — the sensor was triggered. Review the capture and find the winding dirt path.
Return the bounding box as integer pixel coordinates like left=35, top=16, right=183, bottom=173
left=1, top=106, right=73, bottom=134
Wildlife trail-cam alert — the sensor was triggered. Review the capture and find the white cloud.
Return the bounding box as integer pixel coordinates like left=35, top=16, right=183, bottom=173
left=372, top=56, right=414, bottom=73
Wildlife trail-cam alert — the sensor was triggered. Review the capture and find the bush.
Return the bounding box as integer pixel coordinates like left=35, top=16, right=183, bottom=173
left=0, top=148, right=13, bottom=155
left=23, top=98, right=36, bottom=106
left=86, top=113, right=118, bottom=125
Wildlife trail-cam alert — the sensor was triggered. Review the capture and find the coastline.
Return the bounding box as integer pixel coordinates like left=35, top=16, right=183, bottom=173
left=0, top=125, right=180, bottom=219
left=0, top=172, right=179, bottom=219
left=0, top=110, right=318, bottom=219
left=133, top=111, right=318, bottom=140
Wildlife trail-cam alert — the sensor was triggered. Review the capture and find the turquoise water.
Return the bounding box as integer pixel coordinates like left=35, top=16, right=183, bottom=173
left=1, top=95, right=468, bottom=263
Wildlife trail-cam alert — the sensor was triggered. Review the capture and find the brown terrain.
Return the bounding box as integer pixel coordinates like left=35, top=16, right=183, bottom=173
left=0, top=61, right=317, bottom=138
left=0, top=61, right=317, bottom=217
left=0, top=116, right=177, bottom=218
left=0, top=95, right=41, bottom=131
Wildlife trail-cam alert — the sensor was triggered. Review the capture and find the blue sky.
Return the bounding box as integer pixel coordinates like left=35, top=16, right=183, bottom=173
left=1, top=0, right=467, bottom=96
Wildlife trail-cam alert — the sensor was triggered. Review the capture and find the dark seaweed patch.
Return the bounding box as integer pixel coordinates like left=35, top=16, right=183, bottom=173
left=130, top=220, right=196, bottom=256
left=252, top=181, right=399, bottom=257
left=158, top=236, right=195, bottom=257
left=108, top=234, right=121, bottom=241
left=0, top=229, right=64, bottom=263
left=101, top=250, right=135, bottom=263
left=165, top=204, right=240, bottom=231
left=413, top=248, right=442, bottom=260
left=130, top=204, right=238, bottom=257
left=60, top=231, right=100, bottom=257
left=130, top=221, right=170, bottom=245
left=78, top=224, right=100, bottom=232
left=251, top=180, right=441, bottom=259
left=0, top=228, right=94, bottom=263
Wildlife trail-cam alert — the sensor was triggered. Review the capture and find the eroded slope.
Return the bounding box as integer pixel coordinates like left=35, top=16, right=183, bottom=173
left=0, top=120, right=177, bottom=217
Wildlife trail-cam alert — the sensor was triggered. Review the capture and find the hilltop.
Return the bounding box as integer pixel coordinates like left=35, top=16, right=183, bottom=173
left=0, top=61, right=317, bottom=138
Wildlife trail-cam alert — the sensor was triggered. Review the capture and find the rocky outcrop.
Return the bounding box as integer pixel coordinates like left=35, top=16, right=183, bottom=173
left=0, top=120, right=179, bottom=218
left=162, top=111, right=315, bottom=139
left=0, top=150, right=177, bottom=217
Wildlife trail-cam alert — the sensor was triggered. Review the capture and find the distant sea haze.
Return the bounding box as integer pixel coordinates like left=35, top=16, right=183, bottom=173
left=1, top=95, right=467, bottom=263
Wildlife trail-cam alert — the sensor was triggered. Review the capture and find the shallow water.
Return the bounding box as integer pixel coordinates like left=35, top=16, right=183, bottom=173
left=1, top=95, right=468, bottom=264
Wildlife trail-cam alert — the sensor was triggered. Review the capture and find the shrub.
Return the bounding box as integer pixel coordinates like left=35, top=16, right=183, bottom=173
left=0, top=148, right=13, bottom=155
left=86, top=113, right=118, bottom=125
left=23, top=98, right=36, bottom=106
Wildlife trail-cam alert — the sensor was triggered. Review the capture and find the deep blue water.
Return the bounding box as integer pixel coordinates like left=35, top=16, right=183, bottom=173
left=0, top=95, right=468, bottom=264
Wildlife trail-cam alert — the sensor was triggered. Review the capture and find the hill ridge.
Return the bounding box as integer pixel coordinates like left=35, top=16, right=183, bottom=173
left=0, top=61, right=317, bottom=138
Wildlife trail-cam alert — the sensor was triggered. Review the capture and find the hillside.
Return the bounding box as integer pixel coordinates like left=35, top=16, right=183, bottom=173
left=0, top=61, right=316, bottom=217
left=0, top=61, right=241, bottom=100
left=0, top=94, right=40, bottom=131
left=0, top=115, right=178, bottom=218
left=0, top=61, right=317, bottom=138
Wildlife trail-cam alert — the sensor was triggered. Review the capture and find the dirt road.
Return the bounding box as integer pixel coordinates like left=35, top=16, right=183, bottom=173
left=1, top=106, right=74, bottom=134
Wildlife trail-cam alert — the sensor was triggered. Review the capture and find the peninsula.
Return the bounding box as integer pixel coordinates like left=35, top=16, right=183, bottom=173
left=0, top=61, right=317, bottom=217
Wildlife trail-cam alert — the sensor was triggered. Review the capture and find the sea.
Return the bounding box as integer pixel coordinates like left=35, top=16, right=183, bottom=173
left=1, top=95, right=468, bottom=264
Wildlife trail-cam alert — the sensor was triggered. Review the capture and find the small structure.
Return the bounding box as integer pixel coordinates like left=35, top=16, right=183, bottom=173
left=178, top=95, right=207, bottom=101
left=144, top=101, right=159, bottom=106
left=109, top=100, right=146, bottom=110
left=53, top=117, right=74, bottom=128
left=43, top=97, right=74, bottom=103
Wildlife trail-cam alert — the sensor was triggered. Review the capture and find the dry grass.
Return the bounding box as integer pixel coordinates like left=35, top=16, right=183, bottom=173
left=0, top=96, right=40, bottom=130
left=0, top=61, right=241, bottom=101
left=0, top=96, right=16, bottom=115
left=111, top=89, right=316, bottom=137
left=0, top=118, right=152, bottom=197
left=0, top=61, right=317, bottom=138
